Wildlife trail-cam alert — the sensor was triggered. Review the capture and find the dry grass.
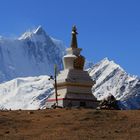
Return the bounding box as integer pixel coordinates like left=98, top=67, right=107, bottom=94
left=0, top=109, right=140, bottom=140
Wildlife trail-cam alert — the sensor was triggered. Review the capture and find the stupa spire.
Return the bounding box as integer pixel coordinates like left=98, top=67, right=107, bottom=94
left=71, top=25, right=78, bottom=49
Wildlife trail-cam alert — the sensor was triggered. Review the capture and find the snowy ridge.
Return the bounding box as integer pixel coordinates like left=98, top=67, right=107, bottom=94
left=0, top=26, right=65, bottom=83
left=89, top=58, right=140, bottom=109
left=0, top=75, right=54, bottom=110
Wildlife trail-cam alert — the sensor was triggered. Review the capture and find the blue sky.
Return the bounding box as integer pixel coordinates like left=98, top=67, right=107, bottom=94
left=0, top=0, right=140, bottom=76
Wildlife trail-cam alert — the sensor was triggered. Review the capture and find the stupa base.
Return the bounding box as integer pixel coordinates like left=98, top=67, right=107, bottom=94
left=46, top=97, right=98, bottom=108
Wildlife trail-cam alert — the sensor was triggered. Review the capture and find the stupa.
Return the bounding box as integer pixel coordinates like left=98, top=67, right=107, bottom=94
left=46, top=26, right=97, bottom=108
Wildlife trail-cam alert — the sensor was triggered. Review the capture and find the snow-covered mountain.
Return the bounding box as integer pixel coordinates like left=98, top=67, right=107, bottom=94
left=88, top=58, right=140, bottom=109
left=0, top=58, right=139, bottom=110
left=0, top=26, right=65, bottom=83
left=0, top=75, right=54, bottom=110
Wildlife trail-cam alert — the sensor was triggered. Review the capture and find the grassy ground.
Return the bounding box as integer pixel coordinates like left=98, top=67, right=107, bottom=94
left=0, top=108, right=140, bottom=140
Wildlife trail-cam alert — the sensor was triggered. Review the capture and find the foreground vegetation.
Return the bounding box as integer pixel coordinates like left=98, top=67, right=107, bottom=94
left=0, top=108, right=140, bottom=140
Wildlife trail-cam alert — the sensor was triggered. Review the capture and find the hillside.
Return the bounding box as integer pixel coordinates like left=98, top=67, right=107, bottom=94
left=0, top=109, right=140, bottom=140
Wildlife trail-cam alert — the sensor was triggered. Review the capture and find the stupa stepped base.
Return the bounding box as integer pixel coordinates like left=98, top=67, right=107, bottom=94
left=46, top=98, right=98, bottom=108
left=57, top=69, right=94, bottom=85
left=57, top=69, right=95, bottom=94
left=46, top=69, right=98, bottom=108
left=46, top=90, right=98, bottom=108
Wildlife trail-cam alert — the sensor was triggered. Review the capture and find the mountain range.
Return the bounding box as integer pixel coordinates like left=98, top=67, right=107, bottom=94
left=0, top=26, right=140, bottom=110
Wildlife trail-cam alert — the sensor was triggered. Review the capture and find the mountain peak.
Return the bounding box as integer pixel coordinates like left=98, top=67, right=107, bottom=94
left=33, top=25, right=46, bottom=35
left=100, top=57, right=110, bottom=64
left=18, top=26, right=47, bottom=40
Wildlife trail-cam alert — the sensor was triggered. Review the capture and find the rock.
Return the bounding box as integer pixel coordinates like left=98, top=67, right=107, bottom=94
left=98, top=94, right=120, bottom=110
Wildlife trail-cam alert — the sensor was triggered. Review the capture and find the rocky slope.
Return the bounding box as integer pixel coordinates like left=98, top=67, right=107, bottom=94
left=88, top=58, right=140, bottom=109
